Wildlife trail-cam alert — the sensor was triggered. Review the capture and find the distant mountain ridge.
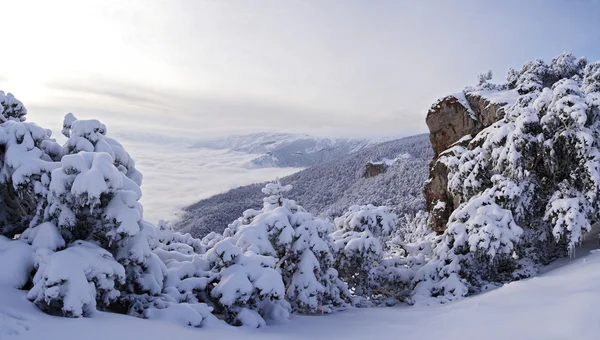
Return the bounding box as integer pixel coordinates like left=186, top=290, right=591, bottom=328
left=191, top=132, right=398, bottom=168
left=175, top=133, right=432, bottom=237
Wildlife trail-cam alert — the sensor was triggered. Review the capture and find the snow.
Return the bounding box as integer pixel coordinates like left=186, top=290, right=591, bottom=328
left=27, top=241, right=125, bottom=317
left=2, top=247, right=599, bottom=339
left=0, top=236, right=33, bottom=288
left=453, top=92, right=477, bottom=120
left=470, top=89, right=519, bottom=107
left=370, top=153, right=412, bottom=166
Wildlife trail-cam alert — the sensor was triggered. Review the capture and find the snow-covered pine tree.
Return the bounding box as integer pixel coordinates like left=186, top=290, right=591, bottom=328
left=0, top=94, right=61, bottom=238
left=22, top=150, right=166, bottom=316
left=0, top=91, right=27, bottom=123
left=331, top=204, right=396, bottom=299
left=415, top=53, right=599, bottom=302
left=61, top=113, right=142, bottom=186
left=223, top=180, right=350, bottom=314
left=476, top=70, right=494, bottom=89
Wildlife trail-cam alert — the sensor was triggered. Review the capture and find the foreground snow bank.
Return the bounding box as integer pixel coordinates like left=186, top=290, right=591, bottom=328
left=0, top=236, right=33, bottom=288
left=2, top=248, right=599, bottom=340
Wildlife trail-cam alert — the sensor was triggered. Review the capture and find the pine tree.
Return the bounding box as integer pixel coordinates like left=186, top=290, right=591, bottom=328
left=223, top=180, right=350, bottom=314
left=331, top=204, right=396, bottom=299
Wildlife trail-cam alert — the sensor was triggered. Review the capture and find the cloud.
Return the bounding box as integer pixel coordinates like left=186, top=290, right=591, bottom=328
left=39, top=76, right=421, bottom=139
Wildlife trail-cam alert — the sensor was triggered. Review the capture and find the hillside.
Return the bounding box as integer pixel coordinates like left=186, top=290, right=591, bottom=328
left=191, top=132, right=396, bottom=168
left=174, top=134, right=432, bottom=237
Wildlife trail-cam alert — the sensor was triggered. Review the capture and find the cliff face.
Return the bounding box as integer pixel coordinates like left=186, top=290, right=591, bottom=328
left=424, top=90, right=515, bottom=233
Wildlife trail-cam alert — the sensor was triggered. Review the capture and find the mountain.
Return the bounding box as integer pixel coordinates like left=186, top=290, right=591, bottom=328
left=191, top=132, right=397, bottom=168
left=175, top=133, right=432, bottom=237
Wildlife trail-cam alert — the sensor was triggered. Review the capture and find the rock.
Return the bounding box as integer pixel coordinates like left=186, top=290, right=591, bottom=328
left=423, top=157, right=453, bottom=233
left=363, top=162, right=387, bottom=178
left=426, top=93, right=507, bottom=157
left=424, top=91, right=511, bottom=233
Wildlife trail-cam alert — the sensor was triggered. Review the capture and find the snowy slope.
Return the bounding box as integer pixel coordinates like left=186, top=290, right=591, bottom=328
left=2, top=247, right=599, bottom=340
left=191, top=132, right=397, bottom=168
left=174, top=134, right=432, bottom=237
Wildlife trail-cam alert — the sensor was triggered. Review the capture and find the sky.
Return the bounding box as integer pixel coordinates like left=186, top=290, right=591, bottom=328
left=1, top=0, right=599, bottom=140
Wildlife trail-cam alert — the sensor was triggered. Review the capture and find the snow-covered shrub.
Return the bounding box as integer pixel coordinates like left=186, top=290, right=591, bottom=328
left=205, top=238, right=288, bottom=327
left=27, top=241, right=125, bottom=317
left=395, top=210, right=431, bottom=244
left=331, top=205, right=396, bottom=299
left=476, top=70, right=495, bottom=90
left=38, top=151, right=165, bottom=299
left=0, top=119, right=61, bottom=237
left=0, top=91, right=27, bottom=123
left=419, top=53, right=600, bottom=301
left=21, top=221, right=66, bottom=251
left=142, top=237, right=218, bottom=328
left=156, top=220, right=205, bottom=255
left=223, top=180, right=350, bottom=314
left=61, top=113, right=142, bottom=186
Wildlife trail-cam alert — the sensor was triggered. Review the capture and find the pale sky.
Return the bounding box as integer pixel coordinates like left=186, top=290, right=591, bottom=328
left=1, top=0, right=599, bottom=139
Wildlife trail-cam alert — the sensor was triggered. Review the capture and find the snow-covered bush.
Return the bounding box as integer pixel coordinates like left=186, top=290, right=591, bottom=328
left=331, top=205, right=396, bottom=299
left=38, top=150, right=166, bottom=300
left=0, top=91, right=27, bottom=123
left=145, top=234, right=218, bottom=328
left=156, top=220, right=206, bottom=255
left=61, top=114, right=142, bottom=186
left=205, top=238, right=288, bottom=327
left=0, top=120, right=60, bottom=237
left=419, top=52, right=600, bottom=301
left=223, top=180, right=350, bottom=314
left=27, top=241, right=125, bottom=317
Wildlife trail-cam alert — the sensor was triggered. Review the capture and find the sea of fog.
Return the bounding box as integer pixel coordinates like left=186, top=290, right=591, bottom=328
left=118, top=136, right=302, bottom=224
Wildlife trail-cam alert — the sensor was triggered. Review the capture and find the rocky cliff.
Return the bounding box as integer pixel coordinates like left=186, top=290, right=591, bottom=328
left=424, top=89, right=517, bottom=233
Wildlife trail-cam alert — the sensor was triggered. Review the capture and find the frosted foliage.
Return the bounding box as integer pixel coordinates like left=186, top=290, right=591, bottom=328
left=61, top=114, right=142, bottom=186
left=39, top=151, right=164, bottom=300
left=223, top=181, right=349, bottom=314
left=21, top=221, right=65, bottom=251
left=331, top=205, right=397, bottom=297
left=550, top=52, right=586, bottom=80
left=0, top=120, right=60, bottom=237
left=205, top=238, right=288, bottom=326
left=544, top=187, right=591, bottom=254
left=156, top=220, right=206, bottom=254
left=261, top=180, right=292, bottom=207
left=0, top=91, right=27, bottom=122
left=447, top=191, right=523, bottom=259
left=27, top=241, right=125, bottom=317
left=477, top=70, right=493, bottom=88
left=46, top=152, right=143, bottom=243
left=422, top=53, right=600, bottom=302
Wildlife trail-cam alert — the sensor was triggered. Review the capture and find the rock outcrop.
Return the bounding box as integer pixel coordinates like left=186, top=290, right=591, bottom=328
left=424, top=90, right=514, bottom=233
left=363, top=162, right=387, bottom=178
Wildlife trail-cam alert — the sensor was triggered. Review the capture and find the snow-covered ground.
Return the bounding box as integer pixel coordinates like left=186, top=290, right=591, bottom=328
left=2, top=246, right=598, bottom=339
